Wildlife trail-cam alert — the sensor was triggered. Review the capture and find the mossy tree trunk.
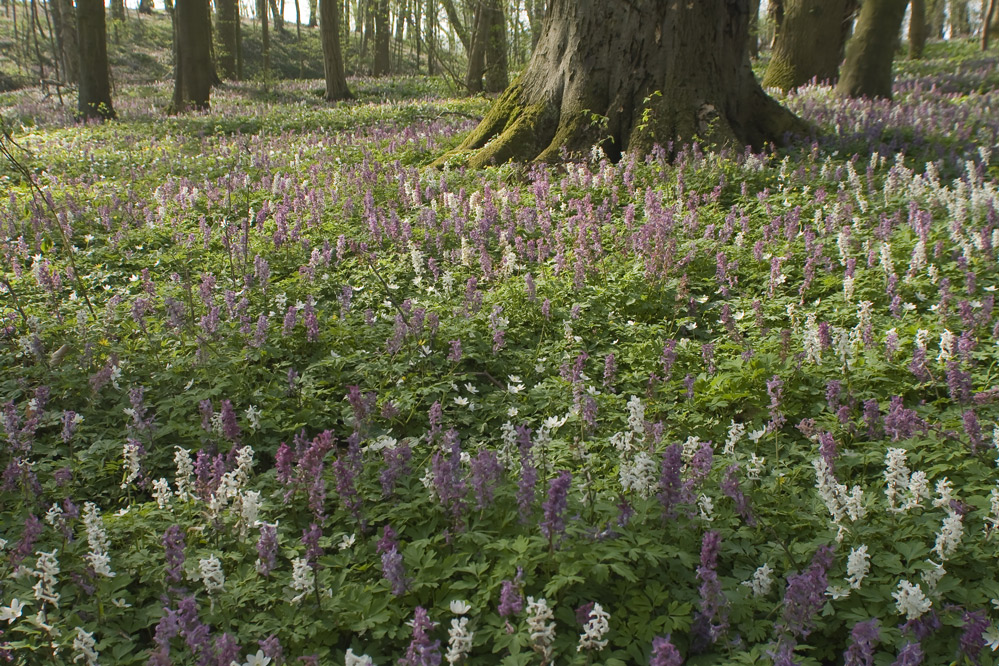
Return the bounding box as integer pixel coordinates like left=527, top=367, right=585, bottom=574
left=76, top=0, right=115, bottom=120
left=950, top=0, right=971, bottom=36
left=217, top=0, right=241, bottom=79
left=373, top=0, right=391, bottom=75
left=909, top=0, right=927, bottom=58
left=926, top=0, right=946, bottom=38
left=483, top=0, right=507, bottom=93
left=835, top=0, right=907, bottom=100
left=761, top=0, right=858, bottom=91
left=442, top=0, right=805, bottom=168
left=171, top=0, right=213, bottom=112
left=321, top=0, right=352, bottom=99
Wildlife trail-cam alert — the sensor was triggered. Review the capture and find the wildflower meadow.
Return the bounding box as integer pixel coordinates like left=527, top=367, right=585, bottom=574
left=3, top=43, right=999, bottom=666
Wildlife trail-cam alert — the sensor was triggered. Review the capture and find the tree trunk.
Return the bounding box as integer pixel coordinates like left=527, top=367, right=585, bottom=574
left=258, top=0, right=270, bottom=77
left=50, top=0, right=78, bottom=83
left=308, top=0, right=317, bottom=26
left=464, top=1, right=487, bottom=92
left=926, top=0, right=945, bottom=37
left=76, top=0, right=115, bottom=120
left=109, top=0, right=125, bottom=21
left=425, top=0, right=436, bottom=75
left=747, top=0, right=760, bottom=57
left=525, top=0, right=543, bottom=48
left=172, top=0, right=213, bottom=111
left=138, top=0, right=154, bottom=13
left=950, top=0, right=970, bottom=36
left=836, top=0, right=907, bottom=100
left=440, top=0, right=469, bottom=51
left=762, top=0, right=857, bottom=90
left=985, top=0, right=999, bottom=48
left=217, top=0, right=241, bottom=79
left=373, top=0, right=390, bottom=74
left=321, top=0, right=352, bottom=98
left=483, top=0, right=507, bottom=92
left=442, top=0, right=805, bottom=168
left=909, top=0, right=927, bottom=58
left=269, top=0, right=285, bottom=32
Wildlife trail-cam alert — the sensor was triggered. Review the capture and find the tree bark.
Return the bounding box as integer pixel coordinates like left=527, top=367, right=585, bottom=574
left=836, top=0, right=907, bottom=100
left=464, top=1, right=487, bottom=92
left=308, top=0, right=317, bottom=26
left=373, top=0, right=390, bottom=75
left=525, top=0, right=543, bottom=48
left=217, top=0, right=241, bottom=79
left=984, top=0, right=999, bottom=49
left=269, top=0, right=285, bottom=32
left=483, top=0, right=507, bottom=92
left=926, top=0, right=945, bottom=38
left=138, top=0, right=154, bottom=13
left=258, top=0, right=270, bottom=77
left=950, top=0, right=970, bottom=36
left=909, top=0, right=927, bottom=58
left=109, top=0, right=125, bottom=21
left=747, top=0, right=760, bottom=57
left=762, top=0, right=857, bottom=91
left=321, top=0, right=352, bottom=98
left=441, top=0, right=805, bottom=168
left=171, top=0, right=213, bottom=111
left=440, top=0, right=469, bottom=51
left=50, top=0, right=78, bottom=83
left=76, top=0, right=115, bottom=120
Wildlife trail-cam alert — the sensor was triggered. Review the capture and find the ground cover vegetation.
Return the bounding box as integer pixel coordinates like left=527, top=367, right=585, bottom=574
left=3, top=9, right=999, bottom=666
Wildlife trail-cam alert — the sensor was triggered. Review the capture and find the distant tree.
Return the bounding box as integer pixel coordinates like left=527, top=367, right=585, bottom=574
left=308, top=0, right=317, bottom=27
left=374, top=0, right=391, bottom=75
left=762, top=0, right=857, bottom=91
left=836, top=0, right=907, bottom=99
left=985, top=0, right=999, bottom=49
left=525, top=0, right=543, bottom=48
left=138, top=0, right=154, bottom=14
left=269, top=0, right=285, bottom=32
left=926, top=0, right=946, bottom=38
left=76, top=0, right=115, bottom=120
left=483, top=0, right=507, bottom=92
left=258, top=0, right=271, bottom=77
left=909, top=0, right=927, bottom=58
left=171, top=0, right=214, bottom=111
left=321, top=0, right=352, bottom=98
left=50, top=0, right=79, bottom=83
left=444, top=0, right=804, bottom=168
left=950, top=0, right=971, bottom=36
left=217, top=0, right=242, bottom=79
left=109, top=0, right=125, bottom=21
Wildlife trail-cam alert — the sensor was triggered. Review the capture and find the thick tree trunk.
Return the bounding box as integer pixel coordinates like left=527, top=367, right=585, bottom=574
left=321, top=0, right=352, bottom=98
left=138, top=0, right=154, bottom=13
left=909, top=0, right=927, bottom=58
left=762, top=0, right=857, bottom=90
left=442, top=0, right=805, bottom=168
left=217, top=0, right=241, bottom=79
left=464, top=2, right=487, bottom=93
left=172, top=0, right=213, bottom=111
left=373, top=0, right=390, bottom=75
left=483, top=0, right=507, bottom=92
left=109, top=0, right=124, bottom=21
left=836, top=0, right=907, bottom=100
left=269, top=0, right=285, bottom=32
left=425, top=0, right=436, bottom=75
left=950, top=0, right=971, bottom=36
left=926, top=0, right=945, bottom=38
left=50, top=0, right=78, bottom=83
left=76, top=0, right=115, bottom=120
left=258, top=0, right=270, bottom=77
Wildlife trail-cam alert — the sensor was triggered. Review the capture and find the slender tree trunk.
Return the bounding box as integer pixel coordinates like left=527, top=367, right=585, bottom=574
left=909, top=0, right=927, bottom=57
left=465, top=0, right=487, bottom=92
left=950, top=0, right=971, bottom=36
left=440, top=0, right=469, bottom=51
left=984, top=0, right=999, bottom=48
left=442, top=0, right=805, bottom=168
left=76, top=0, right=115, bottom=119
left=308, top=0, right=317, bottom=26
left=836, top=0, right=907, bottom=99
left=172, top=0, right=213, bottom=111
left=138, top=0, right=154, bottom=14
left=373, top=0, right=390, bottom=74
left=109, top=0, right=125, bottom=22
left=258, top=0, right=270, bottom=77
left=748, top=0, right=760, bottom=57
left=525, top=0, right=543, bottom=48
left=426, top=0, right=436, bottom=75
left=217, top=0, right=241, bottom=79
left=483, top=0, right=507, bottom=92
left=321, top=0, right=352, bottom=98
left=268, top=0, right=285, bottom=32
left=762, top=0, right=857, bottom=90
left=926, top=0, right=945, bottom=37
left=51, top=0, right=78, bottom=82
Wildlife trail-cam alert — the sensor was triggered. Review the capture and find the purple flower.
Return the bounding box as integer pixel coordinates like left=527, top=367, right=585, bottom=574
left=431, top=430, right=467, bottom=526
left=959, top=609, right=989, bottom=664
left=818, top=432, right=837, bottom=471
left=381, top=443, right=412, bottom=496
left=766, top=375, right=785, bottom=432
left=163, top=525, right=186, bottom=586
left=258, top=635, right=284, bottom=665
left=213, top=633, right=241, bottom=666
left=447, top=339, right=462, bottom=363
left=862, top=399, right=882, bottom=439
left=398, top=606, right=441, bottom=666
left=470, top=450, right=502, bottom=510
left=10, top=514, right=43, bottom=567
left=883, top=397, right=927, bottom=441
left=377, top=525, right=408, bottom=596
left=843, top=619, right=880, bottom=666
left=219, top=400, right=240, bottom=443
left=333, top=451, right=363, bottom=521
left=661, top=340, right=678, bottom=380
left=963, top=410, right=984, bottom=454
left=540, top=470, right=572, bottom=543
left=683, top=374, right=695, bottom=401
left=603, top=354, right=617, bottom=388
left=658, top=443, right=683, bottom=518
left=302, top=524, right=323, bottom=567
left=692, top=531, right=727, bottom=650
left=720, top=465, right=754, bottom=525
left=498, top=575, right=524, bottom=617
left=303, top=296, right=319, bottom=342
left=891, top=642, right=924, bottom=666
left=256, top=523, right=278, bottom=576
left=517, top=427, right=537, bottom=523
left=650, top=635, right=683, bottom=666
left=776, top=545, right=834, bottom=642
left=946, top=361, right=971, bottom=403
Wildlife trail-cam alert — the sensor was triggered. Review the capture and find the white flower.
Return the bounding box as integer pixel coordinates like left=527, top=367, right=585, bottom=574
left=174, top=447, right=195, bottom=500
left=921, top=561, right=946, bottom=593
left=290, top=557, right=314, bottom=604
left=449, top=600, right=472, bottom=615
left=982, top=625, right=999, bottom=651
left=245, top=405, right=262, bottom=431
left=846, top=545, right=870, bottom=589
left=893, top=580, right=932, bottom=620
left=345, top=648, right=375, bottom=666
left=445, top=616, right=474, bottom=665
left=121, top=440, right=141, bottom=489
left=577, top=603, right=610, bottom=652
left=199, top=555, right=225, bottom=594
left=72, top=627, right=100, bottom=666
left=0, top=598, right=28, bottom=623
left=242, top=649, right=271, bottom=666
left=152, top=478, right=172, bottom=509
left=338, top=534, right=356, bottom=551
left=507, top=383, right=524, bottom=395
left=83, top=503, right=114, bottom=578
left=453, top=396, right=469, bottom=407
left=933, top=512, right=964, bottom=561
left=697, top=494, right=715, bottom=522
left=525, top=597, right=556, bottom=662
left=742, top=564, right=774, bottom=597
left=825, top=585, right=850, bottom=600
left=32, top=550, right=61, bottom=607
